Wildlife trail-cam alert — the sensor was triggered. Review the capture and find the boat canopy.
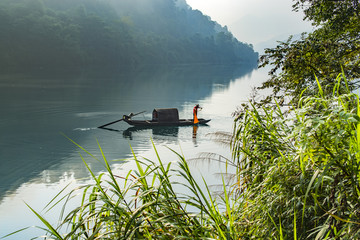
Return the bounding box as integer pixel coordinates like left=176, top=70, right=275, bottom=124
left=152, top=108, right=179, bottom=122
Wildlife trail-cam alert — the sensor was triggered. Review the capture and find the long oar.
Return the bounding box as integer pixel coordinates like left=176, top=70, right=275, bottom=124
left=98, top=111, right=145, bottom=128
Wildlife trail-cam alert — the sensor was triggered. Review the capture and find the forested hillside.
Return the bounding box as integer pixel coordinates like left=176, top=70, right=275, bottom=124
left=0, top=0, right=258, bottom=72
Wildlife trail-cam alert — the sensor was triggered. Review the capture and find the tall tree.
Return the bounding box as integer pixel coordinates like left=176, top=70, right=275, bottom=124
left=259, top=0, right=360, bottom=103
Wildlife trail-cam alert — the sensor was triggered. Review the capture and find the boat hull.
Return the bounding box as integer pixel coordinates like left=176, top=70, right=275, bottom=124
left=123, top=118, right=210, bottom=127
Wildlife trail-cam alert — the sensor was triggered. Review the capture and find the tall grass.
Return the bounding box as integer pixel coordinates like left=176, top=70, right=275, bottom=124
left=15, top=139, right=240, bottom=240
left=8, top=74, right=360, bottom=239
left=231, top=74, right=360, bottom=239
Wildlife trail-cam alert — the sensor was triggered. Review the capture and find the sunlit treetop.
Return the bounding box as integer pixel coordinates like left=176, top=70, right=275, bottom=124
left=293, top=0, right=359, bottom=26
left=259, top=0, right=360, bottom=104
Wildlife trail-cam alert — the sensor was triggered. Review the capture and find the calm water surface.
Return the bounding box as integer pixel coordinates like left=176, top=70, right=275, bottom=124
left=0, top=65, right=266, bottom=239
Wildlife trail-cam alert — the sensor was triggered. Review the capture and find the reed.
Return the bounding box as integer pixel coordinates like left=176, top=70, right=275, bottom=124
left=231, top=74, right=360, bottom=239
left=14, top=138, right=241, bottom=239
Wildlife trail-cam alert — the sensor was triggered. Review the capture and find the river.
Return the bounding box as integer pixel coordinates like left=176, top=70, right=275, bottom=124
left=0, top=64, right=266, bottom=239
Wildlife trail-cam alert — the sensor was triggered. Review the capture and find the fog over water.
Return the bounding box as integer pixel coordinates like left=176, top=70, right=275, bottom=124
left=187, top=0, right=314, bottom=52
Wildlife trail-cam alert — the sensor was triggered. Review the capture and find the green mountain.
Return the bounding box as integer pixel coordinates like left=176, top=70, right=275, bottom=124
left=0, top=0, right=258, bottom=72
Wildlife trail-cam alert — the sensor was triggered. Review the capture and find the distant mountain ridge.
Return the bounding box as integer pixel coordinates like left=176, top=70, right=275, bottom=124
left=0, top=0, right=258, bottom=72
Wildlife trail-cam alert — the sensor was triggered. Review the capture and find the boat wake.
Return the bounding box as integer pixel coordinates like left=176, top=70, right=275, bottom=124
left=73, top=127, right=97, bottom=131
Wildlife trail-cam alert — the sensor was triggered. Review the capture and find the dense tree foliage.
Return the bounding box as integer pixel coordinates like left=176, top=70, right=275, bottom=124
left=259, top=0, right=360, bottom=104
left=0, top=0, right=258, bottom=72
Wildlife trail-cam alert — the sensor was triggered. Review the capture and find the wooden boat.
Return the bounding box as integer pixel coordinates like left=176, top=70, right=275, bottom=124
left=123, top=117, right=210, bottom=127
left=123, top=108, right=210, bottom=127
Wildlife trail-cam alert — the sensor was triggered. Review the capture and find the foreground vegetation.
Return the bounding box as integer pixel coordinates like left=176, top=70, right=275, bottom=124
left=231, top=75, right=360, bottom=239
left=6, top=75, right=359, bottom=239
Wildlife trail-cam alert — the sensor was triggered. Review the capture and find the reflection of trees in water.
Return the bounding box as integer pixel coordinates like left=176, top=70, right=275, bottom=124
left=89, top=63, right=258, bottom=109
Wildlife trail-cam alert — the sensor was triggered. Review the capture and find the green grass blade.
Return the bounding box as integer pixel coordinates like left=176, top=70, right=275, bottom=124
left=294, top=205, right=297, bottom=240
left=25, top=203, right=64, bottom=240
left=315, top=75, right=323, bottom=98
left=302, top=170, right=319, bottom=226
left=0, top=227, right=30, bottom=239
left=357, top=96, right=360, bottom=150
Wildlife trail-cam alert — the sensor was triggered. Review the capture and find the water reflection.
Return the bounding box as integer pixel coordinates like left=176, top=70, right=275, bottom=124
left=123, top=126, right=179, bottom=140
left=0, top=64, right=256, bottom=203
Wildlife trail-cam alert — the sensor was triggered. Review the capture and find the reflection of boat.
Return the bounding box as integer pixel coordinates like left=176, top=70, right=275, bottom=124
left=123, top=108, right=210, bottom=127
left=123, top=126, right=180, bottom=140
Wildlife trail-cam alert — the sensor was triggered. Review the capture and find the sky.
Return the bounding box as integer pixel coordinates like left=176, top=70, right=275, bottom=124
left=185, top=0, right=314, bottom=52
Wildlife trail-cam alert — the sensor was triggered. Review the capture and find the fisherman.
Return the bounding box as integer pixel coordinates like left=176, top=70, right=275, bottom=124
left=193, top=104, right=202, bottom=124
